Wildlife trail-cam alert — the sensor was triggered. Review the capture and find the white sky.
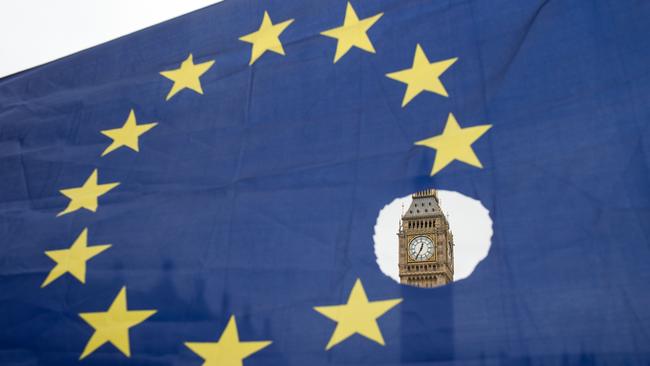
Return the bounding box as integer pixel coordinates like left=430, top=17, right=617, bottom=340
left=0, top=0, right=223, bottom=78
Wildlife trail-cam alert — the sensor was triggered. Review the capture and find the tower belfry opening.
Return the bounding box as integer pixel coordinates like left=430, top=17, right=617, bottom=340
left=398, top=189, right=454, bottom=288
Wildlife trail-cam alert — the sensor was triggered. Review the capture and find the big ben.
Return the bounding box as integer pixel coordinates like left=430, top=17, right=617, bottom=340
left=398, top=189, right=454, bottom=288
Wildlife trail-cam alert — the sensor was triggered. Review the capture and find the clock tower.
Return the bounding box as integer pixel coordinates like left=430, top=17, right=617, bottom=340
left=398, top=189, right=454, bottom=288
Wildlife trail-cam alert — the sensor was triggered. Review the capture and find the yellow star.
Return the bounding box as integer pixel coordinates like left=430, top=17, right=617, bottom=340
left=79, top=287, right=157, bottom=360
left=320, top=2, right=383, bottom=63
left=57, top=169, right=120, bottom=217
left=160, top=53, right=215, bottom=101
left=415, top=113, right=492, bottom=176
left=41, top=228, right=111, bottom=288
left=239, top=11, right=294, bottom=65
left=313, top=278, right=402, bottom=350
left=100, top=109, right=157, bottom=157
left=385, top=44, right=457, bottom=107
left=185, top=315, right=272, bottom=366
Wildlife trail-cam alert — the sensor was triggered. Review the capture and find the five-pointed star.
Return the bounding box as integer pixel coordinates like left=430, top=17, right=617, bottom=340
left=79, top=287, right=157, bottom=360
left=57, top=169, right=120, bottom=217
left=239, top=11, right=294, bottom=65
left=313, top=278, right=402, bottom=350
left=185, top=315, right=272, bottom=366
left=41, top=228, right=111, bottom=288
left=320, top=2, right=383, bottom=63
left=386, top=44, right=457, bottom=107
left=100, top=109, right=157, bottom=156
left=160, top=53, right=215, bottom=101
left=415, top=113, right=492, bottom=176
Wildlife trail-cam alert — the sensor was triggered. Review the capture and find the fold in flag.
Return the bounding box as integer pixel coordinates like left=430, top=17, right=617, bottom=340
left=0, top=0, right=649, bottom=365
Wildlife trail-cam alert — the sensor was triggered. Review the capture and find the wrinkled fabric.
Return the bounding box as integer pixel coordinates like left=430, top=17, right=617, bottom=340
left=0, top=0, right=649, bottom=365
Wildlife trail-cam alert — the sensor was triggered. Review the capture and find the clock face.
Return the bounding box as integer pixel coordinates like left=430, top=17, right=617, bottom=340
left=408, top=236, right=434, bottom=261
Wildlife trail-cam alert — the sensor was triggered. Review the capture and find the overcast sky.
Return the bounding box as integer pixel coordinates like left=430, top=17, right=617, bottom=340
left=0, top=0, right=223, bottom=78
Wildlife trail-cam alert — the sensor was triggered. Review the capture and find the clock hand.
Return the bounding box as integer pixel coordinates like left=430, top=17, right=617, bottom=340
left=416, top=244, right=423, bottom=259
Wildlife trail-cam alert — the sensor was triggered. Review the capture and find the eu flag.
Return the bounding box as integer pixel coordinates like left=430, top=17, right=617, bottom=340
left=1, top=0, right=649, bottom=365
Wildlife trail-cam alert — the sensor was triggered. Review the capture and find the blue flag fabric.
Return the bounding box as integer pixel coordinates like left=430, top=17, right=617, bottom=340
left=1, top=0, right=649, bottom=364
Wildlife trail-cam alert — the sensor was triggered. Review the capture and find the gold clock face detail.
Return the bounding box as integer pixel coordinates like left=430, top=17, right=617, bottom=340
left=408, top=236, right=434, bottom=261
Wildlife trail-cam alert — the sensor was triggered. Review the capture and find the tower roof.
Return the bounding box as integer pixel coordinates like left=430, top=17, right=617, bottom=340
left=402, top=189, right=443, bottom=219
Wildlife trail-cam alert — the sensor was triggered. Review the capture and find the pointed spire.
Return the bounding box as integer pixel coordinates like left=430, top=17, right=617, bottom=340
left=412, top=189, right=437, bottom=200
